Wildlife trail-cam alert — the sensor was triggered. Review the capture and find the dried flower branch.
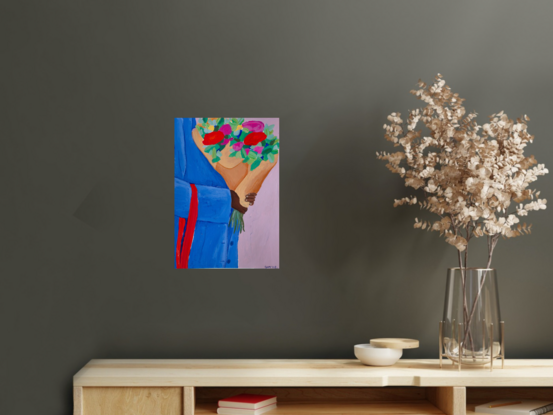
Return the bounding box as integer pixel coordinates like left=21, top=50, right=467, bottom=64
left=378, top=74, right=548, bottom=268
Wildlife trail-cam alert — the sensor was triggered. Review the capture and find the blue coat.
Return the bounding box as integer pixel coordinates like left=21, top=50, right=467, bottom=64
left=174, top=118, right=239, bottom=268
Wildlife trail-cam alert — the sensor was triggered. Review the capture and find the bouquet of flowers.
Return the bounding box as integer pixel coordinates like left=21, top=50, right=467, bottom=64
left=196, top=118, right=279, bottom=170
left=195, top=118, right=280, bottom=233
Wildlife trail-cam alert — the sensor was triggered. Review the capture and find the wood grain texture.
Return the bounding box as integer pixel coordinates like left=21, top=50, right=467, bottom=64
left=184, top=386, right=195, bottom=415
left=196, top=402, right=443, bottom=414
left=82, top=387, right=182, bottom=415
left=196, top=387, right=427, bottom=403
left=427, top=387, right=466, bottom=415
left=73, top=387, right=83, bottom=415
left=370, top=339, right=419, bottom=349
left=73, top=359, right=553, bottom=387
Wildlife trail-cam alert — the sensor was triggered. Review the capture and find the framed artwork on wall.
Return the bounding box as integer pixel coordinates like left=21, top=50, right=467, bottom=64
left=174, top=118, right=280, bottom=269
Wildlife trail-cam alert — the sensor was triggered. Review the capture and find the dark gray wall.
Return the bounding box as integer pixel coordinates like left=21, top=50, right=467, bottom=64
left=2, top=1, right=553, bottom=413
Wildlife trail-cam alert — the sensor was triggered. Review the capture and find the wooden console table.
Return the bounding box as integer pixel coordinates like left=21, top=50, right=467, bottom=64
left=73, top=359, right=553, bottom=415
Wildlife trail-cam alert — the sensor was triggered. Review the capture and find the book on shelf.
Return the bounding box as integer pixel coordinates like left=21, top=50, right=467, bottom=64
left=216, top=403, right=277, bottom=415
left=475, top=400, right=553, bottom=415
left=218, top=394, right=277, bottom=410
left=217, top=394, right=277, bottom=415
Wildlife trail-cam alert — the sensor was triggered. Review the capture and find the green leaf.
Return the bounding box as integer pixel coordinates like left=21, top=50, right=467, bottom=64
left=262, top=146, right=272, bottom=155
left=202, top=118, right=208, bottom=123
left=249, top=151, right=258, bottom=160
left=251, top=158, right=262, bottom=170
left=264, top=125, right=274, bottom=135
left=268, top=152, right=275, bottom=163
left=211, top=148, right=217, bottom=158
left=229, top=151, right=237, bottom=157
left=212, top=156, right=220, bottom=163
left=240, top=148, right=246, bottom=158
left=217, top=118, right=224, bottom=126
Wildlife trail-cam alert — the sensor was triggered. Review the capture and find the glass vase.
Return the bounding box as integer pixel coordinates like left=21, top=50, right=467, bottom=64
left=441, top=268, right=504, bottom=366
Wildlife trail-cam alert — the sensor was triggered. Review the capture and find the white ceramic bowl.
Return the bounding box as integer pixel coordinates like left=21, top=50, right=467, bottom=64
left=354, top=344, right=403, bottom=366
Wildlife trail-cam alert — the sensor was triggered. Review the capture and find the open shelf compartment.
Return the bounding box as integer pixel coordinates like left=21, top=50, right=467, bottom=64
left=195, top=387, right=463, bottom=415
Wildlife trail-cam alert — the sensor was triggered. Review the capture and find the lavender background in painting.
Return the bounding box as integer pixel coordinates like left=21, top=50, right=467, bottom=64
left=238, top=118, right=279, bottom=269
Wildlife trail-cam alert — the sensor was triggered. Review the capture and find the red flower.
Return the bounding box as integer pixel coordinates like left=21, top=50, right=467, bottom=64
left=203, top=131, right=224, bottom=145
left=244, top=132, right=267, bottom=146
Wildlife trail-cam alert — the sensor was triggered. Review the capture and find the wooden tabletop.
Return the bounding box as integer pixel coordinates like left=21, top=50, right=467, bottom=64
left=73, top=359, right=553, bottom=387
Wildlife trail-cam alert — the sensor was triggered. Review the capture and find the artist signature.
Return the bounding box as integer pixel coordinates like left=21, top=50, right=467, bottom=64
left=264, top=266, right=277, bottom=269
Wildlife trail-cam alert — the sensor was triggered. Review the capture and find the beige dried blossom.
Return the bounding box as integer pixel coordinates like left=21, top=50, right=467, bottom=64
left=377, top=74, right=548, bottom=268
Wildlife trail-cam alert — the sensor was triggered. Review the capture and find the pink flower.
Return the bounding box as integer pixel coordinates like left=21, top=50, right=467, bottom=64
left=219, top=124, right=232, bottom=135
left=222, top=138, right=231, bottom=145
left=243, top=120, right=265, bottom=133
left=254, top=146, right=263, bottom=154
left=245, top=148, right=250, bottom=155
left=232, top=142, right=244, bottom=151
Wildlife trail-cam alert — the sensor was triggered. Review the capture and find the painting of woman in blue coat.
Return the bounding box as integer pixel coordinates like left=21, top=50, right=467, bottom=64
left=175, top=118, right=279, bottom=269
